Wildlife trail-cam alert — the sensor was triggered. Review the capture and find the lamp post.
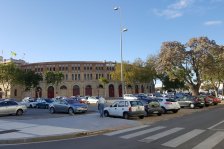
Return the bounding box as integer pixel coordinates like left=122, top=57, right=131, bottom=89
left=114, top=6, right=128, bottom=98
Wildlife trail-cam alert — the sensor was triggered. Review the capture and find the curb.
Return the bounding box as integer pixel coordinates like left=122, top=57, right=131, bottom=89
left=0, top=129, right=116, bottom=145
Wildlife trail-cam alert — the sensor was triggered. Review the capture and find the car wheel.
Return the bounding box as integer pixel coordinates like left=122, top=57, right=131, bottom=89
left=157, top=113, right=162, bottom=116
left=189, top=103, right=195, bottom=109
left=123, top=112, right=129, bottom=119
left=162, top=107, right=167, bottom=114
left=68, top=108, right=74, bottom=115
left=104, top=111, right=110, bottom=117
left=139, top=116, right=144, bottom=119
left=173, top=110, right=178, bottom=113
left=16, top=109, right=23, bottom=116
left=29, top=104, right=33, bottom=108
left=49, top=107, right=55, bottom=114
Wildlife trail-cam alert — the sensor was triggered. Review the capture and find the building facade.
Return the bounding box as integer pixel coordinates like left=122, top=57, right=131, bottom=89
left=0, top=60, right=155, bottom=99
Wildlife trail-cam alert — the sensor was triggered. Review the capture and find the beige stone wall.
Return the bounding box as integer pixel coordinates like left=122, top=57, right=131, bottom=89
left=0, top=61, right=155, bottom=100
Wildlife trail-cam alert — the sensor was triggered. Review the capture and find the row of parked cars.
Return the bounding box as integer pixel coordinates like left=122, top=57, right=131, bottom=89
left=103, top=93, right=222, bottom=120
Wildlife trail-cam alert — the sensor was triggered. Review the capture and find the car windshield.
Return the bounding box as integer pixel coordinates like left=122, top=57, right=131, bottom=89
left=166, top=98, right=177, bottom=102
left=45, top=99, right=53, bottom=103
left=130, top=101, right=143, bottom=107
left=67, top=100, right=79, bottom=104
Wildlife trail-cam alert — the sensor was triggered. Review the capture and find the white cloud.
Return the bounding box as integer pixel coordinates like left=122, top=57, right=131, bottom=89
left=204, top=20, right=223, bottom=26
left=154, top=0, right=194, bottom=19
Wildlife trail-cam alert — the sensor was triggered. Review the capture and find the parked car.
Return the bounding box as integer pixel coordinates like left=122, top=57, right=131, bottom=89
left=123, top=94, right=138, bottom=100
left=71, top=96, right=87, bottom=104
left=49, top=99, right=88, bottom=114
left=176, top=96, right=205, bottom=108
left=205, top=96, right=221, bottom=105
left=0, top=100, right=27, bottom=116
left=199, top=96, right=213, bottom=107
left=36, top=99, right=54, bottom=109
left=20, top=97, right=38, bottom=108
left=156, top=97, right=180, bottom=113
left=139, top=98, right=163, bottom=116
left=103, top=99, right=145, bottom=119
left=86, top=96, right=99, bottom=104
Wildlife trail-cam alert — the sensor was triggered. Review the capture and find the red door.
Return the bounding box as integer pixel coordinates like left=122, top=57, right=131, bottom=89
left=141, top=85, right=144, bottom=93
left=109, top=84, right=114, bottom=97
left=135, top=85, right=139, bottom=94
left=48, top=86, right=54, bottom=98
left=73, top=85, right=80, bottom=96
left=85, top=85, right=92, bottom=96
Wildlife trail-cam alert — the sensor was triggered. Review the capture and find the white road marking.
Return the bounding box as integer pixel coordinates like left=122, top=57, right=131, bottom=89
left=120, top=126, right=165, bottom=139
left=139, top=127, right=184, bottom=143
left=192, top=131, right=224, bottom=149
left=104, top=125, right=149, bottom=136
left=208, top=120, right=224, bottom=130
left=162, top=129, right=205, bottom=148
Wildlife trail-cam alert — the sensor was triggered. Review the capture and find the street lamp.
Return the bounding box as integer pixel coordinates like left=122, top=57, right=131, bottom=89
left=114, top=6, right=128, bottom=98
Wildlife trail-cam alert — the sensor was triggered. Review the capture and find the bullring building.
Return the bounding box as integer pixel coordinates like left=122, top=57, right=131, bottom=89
left=0, top=58, right=155, bottom=99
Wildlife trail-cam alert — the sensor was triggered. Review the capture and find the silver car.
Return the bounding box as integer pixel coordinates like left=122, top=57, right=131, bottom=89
left=0, top=100, right=27, bottom=116
left=49, top=99, right=88, bottom=114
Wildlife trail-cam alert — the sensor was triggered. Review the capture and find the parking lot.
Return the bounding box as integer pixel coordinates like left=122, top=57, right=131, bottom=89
left=0, top=104, right=98, bottom=120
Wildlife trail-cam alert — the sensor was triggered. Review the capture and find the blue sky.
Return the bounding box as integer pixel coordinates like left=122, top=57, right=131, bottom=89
left=0, top=0, right=223, bottom=64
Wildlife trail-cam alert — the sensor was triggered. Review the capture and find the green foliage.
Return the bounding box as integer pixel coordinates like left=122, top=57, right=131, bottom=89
left=0, top=62, right=20, bottom=97
left=160, top=74, right=185, bottom=90
left=17, top=70, right=43, bottom=91
left=110, top=58, right=156, bottom=86
left=45, top=71, right=64, bottom=86
left=98, top=77, right=109, bottom=87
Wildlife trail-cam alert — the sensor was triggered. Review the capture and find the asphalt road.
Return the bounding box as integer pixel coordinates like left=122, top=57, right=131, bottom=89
left=1, top=105, right=224, bottom=149
left=0, top=104, right=98, bottom=120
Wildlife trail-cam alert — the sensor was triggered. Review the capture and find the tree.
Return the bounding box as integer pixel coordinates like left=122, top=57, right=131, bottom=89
left=201, top=45, right=224, bottom=97
left=110, top=62, right=135, bottom=93
left=0, top=62, right=20, bottom=97
left=17, top=70, right=43, bottom=91
left=155, top=37, right=220, bottom=96
left=45, top=71, right=64, bottom=95
left=160, top=74, right=185, bottom=91
left=98, top=77, right=109, bottom=97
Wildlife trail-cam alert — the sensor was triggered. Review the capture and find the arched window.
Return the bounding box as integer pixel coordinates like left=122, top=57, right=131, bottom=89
left=60, top=85, right=67, bottom=90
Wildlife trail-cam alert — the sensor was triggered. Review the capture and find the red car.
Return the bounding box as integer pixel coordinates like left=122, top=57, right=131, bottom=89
left=205, top=96, right=221, bottom=105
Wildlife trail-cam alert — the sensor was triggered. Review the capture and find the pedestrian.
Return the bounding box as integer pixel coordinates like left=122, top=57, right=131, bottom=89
left=98, top=97, right=106, bottom=117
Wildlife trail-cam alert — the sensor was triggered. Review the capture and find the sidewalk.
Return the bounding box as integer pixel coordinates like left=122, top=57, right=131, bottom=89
left=0, top=113, right=141, bottom=144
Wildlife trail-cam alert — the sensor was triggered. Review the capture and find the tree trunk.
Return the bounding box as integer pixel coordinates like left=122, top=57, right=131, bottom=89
left=189, top=84, right=200, bottom=96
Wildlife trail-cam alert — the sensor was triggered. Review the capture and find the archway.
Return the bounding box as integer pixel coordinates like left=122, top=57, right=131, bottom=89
left=135, top=85, right=139, bottom=94
left=85, top=85, right=92, bottom=96
left=35, top=87, right=42, bottom=98
left=141, top=85, right=144, bottom=93
left=127, top=85, right=132, bottom=94
left=60, top=85, right=67, bottom=97
left=48, top=86, right=54, bottom=98
left=73, top=85, right=80, bottom=96
left=109, top=84, right=115, bottom=97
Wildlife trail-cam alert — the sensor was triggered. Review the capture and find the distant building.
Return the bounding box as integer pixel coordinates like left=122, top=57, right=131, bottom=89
left=0, top=59, right=155, bottom=99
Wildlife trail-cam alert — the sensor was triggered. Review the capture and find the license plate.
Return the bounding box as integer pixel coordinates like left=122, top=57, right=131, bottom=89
left=153, top=111, right=159, bottom=114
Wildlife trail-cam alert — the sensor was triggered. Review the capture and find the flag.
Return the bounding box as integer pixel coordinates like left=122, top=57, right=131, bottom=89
left=11, top=51, right=17, bottom=57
